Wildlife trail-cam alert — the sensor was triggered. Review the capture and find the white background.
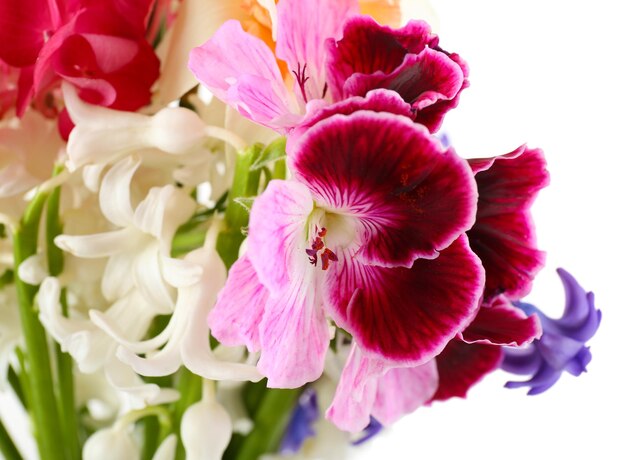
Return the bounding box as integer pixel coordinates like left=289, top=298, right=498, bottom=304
left=352, top=1, right=626, bottom=459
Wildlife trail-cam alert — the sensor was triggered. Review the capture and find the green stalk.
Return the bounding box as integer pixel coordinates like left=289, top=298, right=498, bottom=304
left=13, top=191, right=64, bottom=460
left=0, top=417, right=22, bottom=460
left=45, top=174, right=81, bottom=460
left=233, top=388, right=302, bottom=460
left=217, top=145, right=262, bottom=269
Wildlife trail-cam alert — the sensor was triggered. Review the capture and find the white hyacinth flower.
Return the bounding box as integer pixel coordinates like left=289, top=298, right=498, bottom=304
left=94, top=225, right=261, bottom=383
left=55, top=156, right=199, bottom=312
left=83, top=425, right=140, bottom=460
left=182, top=381, right=232, bottom=460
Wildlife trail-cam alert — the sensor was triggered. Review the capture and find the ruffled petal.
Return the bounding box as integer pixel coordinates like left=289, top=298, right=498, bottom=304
left=247, top=180, right=314, bottom=293
left=468, top=146, right=549, bottom=300
left=371, top=359, right=438, bottom=426
left=326, top=17, right=434, bottom=100
left=326, top=345, right=383, bottom=432
left=326, top=235, right=484, bottom=363
left=209, top=255, right=268, bottom=352
left=275, top=0, right=358, bottom=102
left=461, top=296, right=542, bottom=347
left=431, top=339, right=502, bottom=401
left=290, top=111, right=477, bottom=268
left=189, top=20, right=297, bottom=131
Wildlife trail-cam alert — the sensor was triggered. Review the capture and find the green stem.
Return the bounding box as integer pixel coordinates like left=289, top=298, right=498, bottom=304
left=0, top=418, right=22, bottom=460
left=233, top=388, right=302, bottom=460
left=217, top=145, right=262, bottom=269
left=45, top=177, right=81, bottom=460
left=7, top=366, right=26, bottom=409
left=172, top=368, right=203, bottom=460
left=13, top=191, right=64, bottom=460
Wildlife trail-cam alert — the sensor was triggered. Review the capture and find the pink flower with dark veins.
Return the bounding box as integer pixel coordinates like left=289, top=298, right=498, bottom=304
left=325, top=15, right=469, bottom=132
left=189, top=0, right=467, bottom=134
left=209, top=103, right=484, bottom=390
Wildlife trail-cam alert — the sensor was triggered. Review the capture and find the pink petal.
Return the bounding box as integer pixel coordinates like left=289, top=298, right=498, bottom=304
left=326, top=236, right=484, bottom=364
left=188, top=20, right=296, bottom=131
left=257, top=276, right=330, bottom=388
left=290, top=111, right=477, bottom=267
left=247, top=180, right=314, bottom=294
left=326, top=345, right=385, bottom=432
left=461, top=296, right=542, bottom=347
left=0, top=0, right=53, bottom=67
left=275, top=0, right=358, bottom=102
left=431, top=339, right=502, bottom=401
left=372, top=359, right=438, bottom=426
left=208, top=255, right=268, bottom=353
left=467, top=146, right=550, bottom=300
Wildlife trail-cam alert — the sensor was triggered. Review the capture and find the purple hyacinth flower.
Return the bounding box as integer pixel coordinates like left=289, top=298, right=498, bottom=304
left=501, top=268, right=601, bottom=395
left=280, top=388, right=319, bottom=454
left=352, top=417, right=383, bottom=446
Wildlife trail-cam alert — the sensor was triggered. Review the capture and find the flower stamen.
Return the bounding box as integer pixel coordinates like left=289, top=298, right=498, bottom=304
left=305, top=227, right=337, bottom=270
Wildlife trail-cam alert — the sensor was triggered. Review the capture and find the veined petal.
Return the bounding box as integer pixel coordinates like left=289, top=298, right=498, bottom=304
left=431, top=339, right=502, bottom=401
left=371, top=359, right=438, bottom=426
left=326, top=236, right=484, bottom=363
left=276, top=0, right=358, bottom=101
left=460, top=296, right=542, bottom=347
left=291, top=111, right=477, bottom=267
left=468, top=146, right=549, bottom=300
left=248, top=180, right=314, bottom=293
left=189, top=20, right=296, bottom=131
left=209, top=255, right=268, bottom=352
left=326, top=17, right=434, bottom=100
left=258, top=274, right=330, bottom=387
left=99, top=156, right=141, bottom=227
left=326, top=345, right=383, bottom=432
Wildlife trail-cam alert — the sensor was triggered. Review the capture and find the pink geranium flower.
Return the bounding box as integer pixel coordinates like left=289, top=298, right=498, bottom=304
left=209, top=102, right=484, bottom=388
left=188, top=0, right=466, bottom=133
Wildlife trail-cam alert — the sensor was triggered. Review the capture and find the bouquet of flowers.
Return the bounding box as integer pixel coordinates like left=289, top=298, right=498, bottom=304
left=0, top=1, right=601, bottom=459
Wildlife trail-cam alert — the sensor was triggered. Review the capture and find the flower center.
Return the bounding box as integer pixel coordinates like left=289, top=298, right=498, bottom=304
left=305, top=226, right=338, bottom=270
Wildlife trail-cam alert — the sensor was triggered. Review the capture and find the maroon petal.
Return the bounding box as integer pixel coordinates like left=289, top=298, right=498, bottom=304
left=326, top=16, right=434, bottom=100
left=290, top=111, right=477, bottom=268
left=467, top=146, right=549, bottom=301
left=342, top=49, right=464, bottom=132
left=431, top=339, right=502, bottom=401
left=325, top=236, right=484, bottom=364
left=461, top=296, right=542, bottom=346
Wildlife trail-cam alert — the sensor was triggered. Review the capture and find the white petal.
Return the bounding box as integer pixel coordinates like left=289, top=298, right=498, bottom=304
left=161, top=257, right=204, bottom=288
left=83, top=426, right=140, bottom=460
left=152, top=435, right=177, bottom=460
left=148, top=108, right=207, bottom=154
left=17, top=253, right=48, bottom=285
left=181, top=398, right=232, bottom=460
left=83, top=164, right=107, bottom=192
left=133, top=242, right=175, bottom=313
left=55, top=227, right=142, bottom=258
left=99, top=156, right=141, bottom=227
left=216, top=382, right=253, bottom=435
left=102, top=252, right=135, bottom=302
left=134, top=185, right=196, bottom=242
